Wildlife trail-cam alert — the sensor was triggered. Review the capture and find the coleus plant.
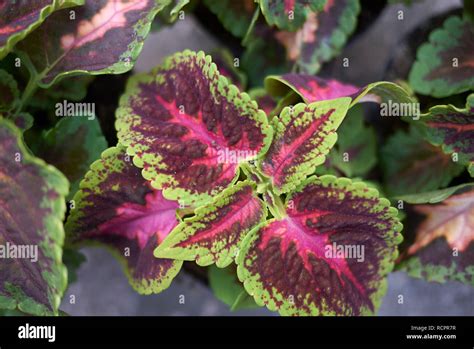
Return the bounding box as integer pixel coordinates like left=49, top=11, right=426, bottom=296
left=0, top=0, right=473, bottom=317
left=66, top=50, right=407, bottom=316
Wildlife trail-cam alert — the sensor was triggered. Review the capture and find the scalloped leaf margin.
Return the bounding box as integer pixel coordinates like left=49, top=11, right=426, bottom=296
left=237, top=175, right=403, bottom=316
left=0, top=119, right=69, bottom=315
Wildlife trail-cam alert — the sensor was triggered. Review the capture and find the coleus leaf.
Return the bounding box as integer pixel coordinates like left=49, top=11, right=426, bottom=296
left=399, top=184, right=474, bottom=285
left=0, top=69, right=19, bottom=113
left=237, top=175, right=403, bottom=316
left=258, top=0, right=327, bottom=32
left=116, top=50, right=273, bottom=205
left=65, top=146, right=183, bottom=294
left=265, top=74, right=414, bottom=108
left=249, top=88, right=278, bottom=116
left=209, top=265, right=258, bottom=311
left=16, top=0, right=171, bottom=87
left=0, top=70, right=32, bottom=131
left=266, top=74, right=358, bottom=103
left=315, top=104, right=376, bottom=177
left=381, top=126, right=464, bottom=197
left=0, top=119, right=69, bottom=315
left=406, top=94, right=474, bottom=177
left=34, top=116, right=108, bottom=200
left=242, top=35, right=291, bottom=88
left=204, top=0, right=257, bottom=38
left=275, top=0, right=360, bottom=74
left=155, top=181, right=267, bottom=267
left=408, top=16, right=474, bottom=98
left=260, top=97, right=351, bottom=194
left=0, top=0, right=83, bottom=59
left=0, top=308, right=26, bottom=316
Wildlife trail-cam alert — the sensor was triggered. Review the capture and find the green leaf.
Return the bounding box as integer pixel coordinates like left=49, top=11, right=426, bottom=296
left=155, top=181, right=267, bottom=267
left=258, top=0, right=326, bottom=31
left=0, top=71, right=33, bottom=131
left=0, top=119, right=69, bottom=315
left=396, top=183, right=474, bottom=204
left=116, top=50, right=273, bottom=206
left=237, top=175, right=402, bottom=315
left=204, top=0, right=257, bottom=38
left=16, top=0, right=171, bottom=87
left=29, top=76, right=94, bottom=110
left=0, top=0, right=83, bottom=59
left=208, top=265, right=259, bottom=311
left=65, top=146, right=183, bottom=294
left=405, top=94, right=474, bottom=177
left=408, top=16, right=474, bottom=98
left=242, top=35, right=291, bottom=87
left=381, top=126, right=464, bottom=197
left=260, top=97, right=351, bottom=194
left=62, top=247, right=86, bottom=284
left=34, top=115, right=108, bottom=200
left=399, top=185, right=474, bottom=285
left=316, top=104, right=376, bottom=177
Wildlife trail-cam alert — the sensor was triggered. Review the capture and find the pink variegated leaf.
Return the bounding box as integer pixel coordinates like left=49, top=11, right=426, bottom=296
left=155, top=181, right=267, bottom=267
left=238, top=175, right=403, bottom=316
left=260, top=97, right=351, bottom=194
left=398, top=184, right=474, bottom=285
left=265, top=74, right=414, bottom=107
left=65, top=146, right=182, bottom=294
left=116, top=50, right=273, bottom=205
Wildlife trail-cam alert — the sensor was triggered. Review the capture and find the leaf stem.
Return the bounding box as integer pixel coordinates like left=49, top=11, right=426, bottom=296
left=242, top=6, right=260, bottom=46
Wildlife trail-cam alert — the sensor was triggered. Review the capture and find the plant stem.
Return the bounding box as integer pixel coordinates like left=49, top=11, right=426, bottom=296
left=15, top=75, right=38, bottom=115
left=269, top=190, right=287, bottom=220
left=241, top=162, right=287, bottom=219
left=13, top=51, right=40, bottom=116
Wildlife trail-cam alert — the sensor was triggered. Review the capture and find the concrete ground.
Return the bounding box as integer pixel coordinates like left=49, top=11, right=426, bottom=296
left=61, top=0, right=474, bottom=316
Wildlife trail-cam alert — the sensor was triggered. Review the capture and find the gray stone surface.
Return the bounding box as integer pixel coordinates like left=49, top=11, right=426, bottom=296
left=61, top=0, right=474, bottom=316
left=61, top=248, right=273, bottom=316
left=61, top=248, right=474, bottom=316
